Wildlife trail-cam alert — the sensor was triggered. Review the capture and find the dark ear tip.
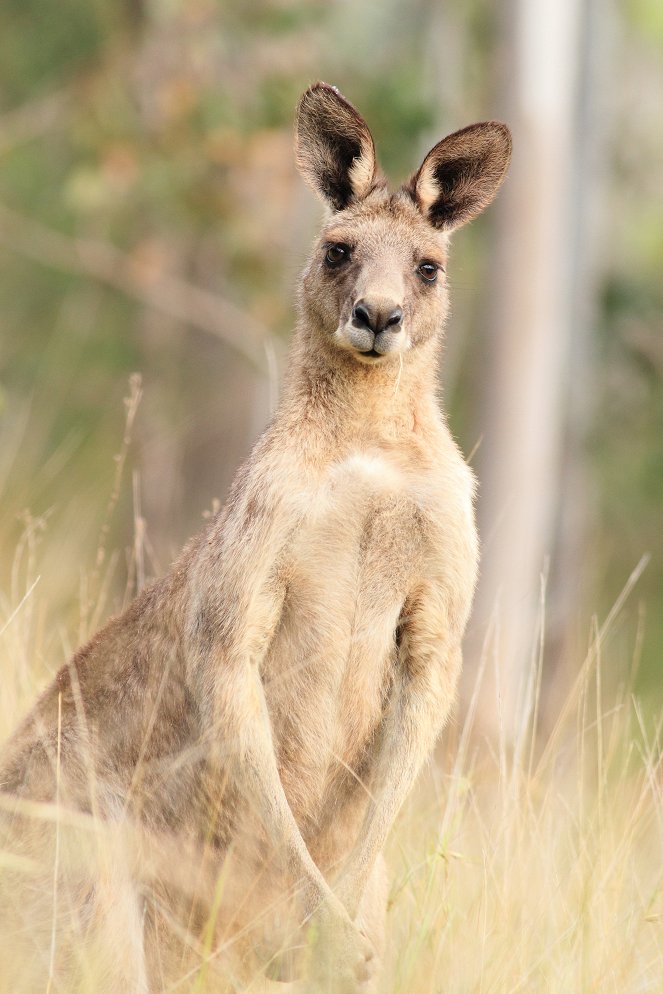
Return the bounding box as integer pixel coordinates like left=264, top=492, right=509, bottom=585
left=449, top=119, right=512, bottom=146
left=489, top=120, right=512, bottom=149
left=296, top=83, right=331, bottom=137
left=299, top=81, right=332, bottom=104
left=299, top=81, right=340, bottom=104
left=297, top=81, right=359, bottom=118
left=479, top=121, right=513, bottom=160
left=307, top=80, right=340, bottom=95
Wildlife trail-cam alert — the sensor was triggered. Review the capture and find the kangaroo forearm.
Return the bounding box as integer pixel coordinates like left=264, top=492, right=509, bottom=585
left=243, top=743, right=331, bottom=896
left=338, top=686, right=445, bottom=915
left=217, top=661, right=336, bottom=913
left=339, top=758, right=420, bottom=915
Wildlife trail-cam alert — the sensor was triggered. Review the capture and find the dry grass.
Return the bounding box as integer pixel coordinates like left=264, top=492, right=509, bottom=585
left=0, top=402, right=662, bottom=992
left=387, top=618, right=663, bottom=993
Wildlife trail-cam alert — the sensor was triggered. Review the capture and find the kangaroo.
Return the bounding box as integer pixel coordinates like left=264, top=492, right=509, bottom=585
left=0, top=83, right=510, bottom=993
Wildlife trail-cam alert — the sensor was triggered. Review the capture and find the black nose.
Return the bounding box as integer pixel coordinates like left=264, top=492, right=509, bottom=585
left=352, top=300, right=403, bottom=335
left=384, top=306, right=403, bottom=330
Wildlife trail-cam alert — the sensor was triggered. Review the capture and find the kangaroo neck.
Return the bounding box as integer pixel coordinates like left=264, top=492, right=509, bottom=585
left=278, top=323, right=442, bottom=458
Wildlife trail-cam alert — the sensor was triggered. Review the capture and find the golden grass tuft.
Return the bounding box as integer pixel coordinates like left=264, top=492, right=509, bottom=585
left=0, top=398, right=661, bottom=991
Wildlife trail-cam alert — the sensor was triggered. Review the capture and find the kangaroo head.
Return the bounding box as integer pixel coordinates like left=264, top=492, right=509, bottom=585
left=295, top=82, right=511, bottom=365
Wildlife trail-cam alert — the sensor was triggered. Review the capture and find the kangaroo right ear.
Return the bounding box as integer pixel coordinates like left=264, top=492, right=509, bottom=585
left=295, top=82, right=378, bottom=212
left=408, top=121, right=512, bottom=231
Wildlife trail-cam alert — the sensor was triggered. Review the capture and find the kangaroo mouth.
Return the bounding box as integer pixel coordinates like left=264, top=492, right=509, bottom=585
left=339, top=323, right=400, bottom=361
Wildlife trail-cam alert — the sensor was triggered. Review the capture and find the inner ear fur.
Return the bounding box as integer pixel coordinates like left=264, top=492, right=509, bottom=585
left=408, top=121, right=512, bottom=231
left=295, top=82, right=379, bottom=212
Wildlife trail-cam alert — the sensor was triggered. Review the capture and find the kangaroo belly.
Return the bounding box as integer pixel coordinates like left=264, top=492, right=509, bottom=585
left=263, top=451, right=425, bottom=827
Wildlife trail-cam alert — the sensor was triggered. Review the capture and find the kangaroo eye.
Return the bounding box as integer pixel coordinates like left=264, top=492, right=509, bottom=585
left=417, top=261, right=439, bottom=283
left=325, top=243, right=350, bottom=267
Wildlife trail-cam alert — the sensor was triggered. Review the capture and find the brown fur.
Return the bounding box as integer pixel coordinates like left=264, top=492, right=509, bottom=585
left=0, top=83, right=510, bottom=993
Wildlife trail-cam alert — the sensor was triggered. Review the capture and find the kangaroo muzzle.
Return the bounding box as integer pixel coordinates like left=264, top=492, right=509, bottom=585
left=345, top=296, right=405, bottom=358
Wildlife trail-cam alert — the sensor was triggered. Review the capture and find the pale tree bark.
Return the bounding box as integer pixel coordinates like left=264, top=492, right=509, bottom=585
left=471, top=0, right=587, bottom=740
left=546, top=0, right=616, bottom=711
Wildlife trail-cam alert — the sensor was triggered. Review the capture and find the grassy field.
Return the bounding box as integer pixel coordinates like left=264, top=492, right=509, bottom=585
left=387, top=636, right=663, bottom=993
left=0, top=425, right=662, bottom=993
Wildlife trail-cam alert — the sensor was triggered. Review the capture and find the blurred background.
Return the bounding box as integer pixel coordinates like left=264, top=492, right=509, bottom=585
left=1, top=0, right=662, bottom=736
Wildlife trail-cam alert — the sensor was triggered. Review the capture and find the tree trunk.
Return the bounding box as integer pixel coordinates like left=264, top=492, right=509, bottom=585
left=470, top=0, right=586, bottom=740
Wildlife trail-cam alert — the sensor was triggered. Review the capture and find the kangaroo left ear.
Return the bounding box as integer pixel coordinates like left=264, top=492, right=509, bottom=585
left=408, top=121, right=512, bottom=231
left=295, top=82, right=379, bottom=212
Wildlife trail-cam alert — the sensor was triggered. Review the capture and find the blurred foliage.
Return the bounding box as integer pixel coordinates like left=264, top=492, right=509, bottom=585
left=0, top=0, right=662, bottom=701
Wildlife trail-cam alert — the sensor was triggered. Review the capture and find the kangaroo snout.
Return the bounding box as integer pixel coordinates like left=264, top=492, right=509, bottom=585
left=352, top=299, right=403, bottom=335
left=345, top=297, right=405, bottom=358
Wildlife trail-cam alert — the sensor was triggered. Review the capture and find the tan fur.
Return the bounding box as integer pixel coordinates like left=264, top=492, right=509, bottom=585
left=0, top=83, right=510, bottom=993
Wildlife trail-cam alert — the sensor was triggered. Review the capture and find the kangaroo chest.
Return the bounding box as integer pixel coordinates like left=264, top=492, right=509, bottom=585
left=264, top=451, right=427, bottom=819
left=291, top=451, right=424, bottom=616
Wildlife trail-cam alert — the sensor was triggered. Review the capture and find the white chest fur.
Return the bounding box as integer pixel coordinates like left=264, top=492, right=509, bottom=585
left=329, top=450, right=406, bottom=491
